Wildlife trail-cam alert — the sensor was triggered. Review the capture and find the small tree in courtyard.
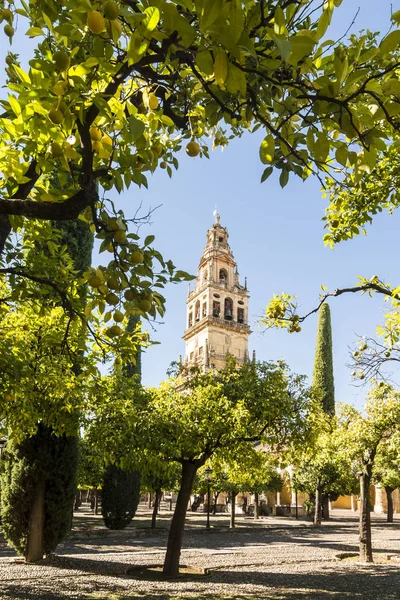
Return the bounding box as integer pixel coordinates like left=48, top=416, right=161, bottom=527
left=336, top=386, right=400, bottom=562
left=90, top=360, right=310, bottom=578
left=101, top=464, right=141, bottom=530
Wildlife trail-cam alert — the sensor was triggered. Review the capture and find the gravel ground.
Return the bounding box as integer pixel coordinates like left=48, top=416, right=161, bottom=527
left=1, top=507, right=400, bottom=600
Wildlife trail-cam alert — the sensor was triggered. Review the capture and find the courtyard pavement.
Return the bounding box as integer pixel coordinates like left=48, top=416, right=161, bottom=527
left=1, top=505, right=400, bottom=600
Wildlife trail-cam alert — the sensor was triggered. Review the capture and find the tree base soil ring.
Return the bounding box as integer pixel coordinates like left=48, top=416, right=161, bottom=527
left=125, top=563, right=208, bottom=580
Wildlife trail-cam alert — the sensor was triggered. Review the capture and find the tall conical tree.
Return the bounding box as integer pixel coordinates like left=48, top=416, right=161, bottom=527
left=0, top=220, right=93, bottom=561
left=101, top=314, right=142, bottom=530
left=312, top=303, right=335, bottom=416
left=311, top=302, right=335, bottom=524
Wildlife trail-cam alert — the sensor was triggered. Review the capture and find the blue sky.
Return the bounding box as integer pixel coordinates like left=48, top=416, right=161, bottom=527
left=2, top=1, right=399, bottom=408
left=122, top=0, right=400, bottom=406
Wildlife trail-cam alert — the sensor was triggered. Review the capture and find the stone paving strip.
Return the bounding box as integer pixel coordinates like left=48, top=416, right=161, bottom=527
left=1, top=510, right=400, bottom=599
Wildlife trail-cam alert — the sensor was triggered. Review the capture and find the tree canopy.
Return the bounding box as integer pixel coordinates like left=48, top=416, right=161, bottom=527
left=1, top=0, right=400, bottom=348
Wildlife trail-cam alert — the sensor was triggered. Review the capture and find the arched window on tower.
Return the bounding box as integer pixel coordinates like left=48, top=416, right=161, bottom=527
left=213, top=301, right=220, bottom=317
left=237, top=308, right=245, bottom=324
left=219, top=268, right=228, bottom=284
left=195, top=300, right=200, bottom=322
left=188, top=312, right=193, bottom=328
left=224, top=298, right=233, bottom=321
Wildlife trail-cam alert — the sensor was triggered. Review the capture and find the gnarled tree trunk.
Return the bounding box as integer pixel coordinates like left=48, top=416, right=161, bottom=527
left=151, top=488, right=162, bottom=529
left=230, top=492, right=236, bottom=529
left=163, top=461, right=197, bottom=579
left=254, top=492, right=260, bottom=520
left=322, top=494, right=330, bottom=520
left=26, top=477, right=46, bottom=562
left=359, top=465, right=373, bottom=562
left=314, top=484, right=322, bottom=527
left=385, top=486, right=394, bottom=524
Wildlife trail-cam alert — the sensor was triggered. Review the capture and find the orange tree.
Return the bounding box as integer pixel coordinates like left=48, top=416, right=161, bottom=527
left=0, top=1, right=400, bottom=341
left=87, top=360, right=310, bottom=578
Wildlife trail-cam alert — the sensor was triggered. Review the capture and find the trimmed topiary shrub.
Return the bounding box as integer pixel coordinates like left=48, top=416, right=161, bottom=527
left=102, top=464, right=141, bottom=530
left=0, top=424, right=78, bottom=558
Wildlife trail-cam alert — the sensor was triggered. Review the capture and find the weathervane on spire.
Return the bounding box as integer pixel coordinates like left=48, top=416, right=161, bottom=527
left=213, top=205, right=220, bottom=225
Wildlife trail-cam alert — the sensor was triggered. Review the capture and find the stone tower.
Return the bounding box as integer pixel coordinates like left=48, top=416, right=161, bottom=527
left=183, top=213, right=251, bottom=370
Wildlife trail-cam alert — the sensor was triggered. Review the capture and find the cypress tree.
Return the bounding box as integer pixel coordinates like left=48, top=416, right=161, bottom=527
left=0, top=424, right=78, bottom=558
left=312, top=303, right=335, bottom=416
left=101, top=314, right=142, bottom=530
left=0, top=220, right=93, bottom=560
left=102, top=465, right=141, bottom=530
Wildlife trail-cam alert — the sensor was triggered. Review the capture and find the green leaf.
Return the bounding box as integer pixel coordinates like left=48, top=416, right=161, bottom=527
left=335, top=145, right=348, bottom=167
left=26, top=26, right=45, bottom=37
left=288, top=34, right=316, bottom=65
left=316, top=10, right=331, bottom=40
left=259, top=135, right=275, bottom=164
left=226, top=63, right=246, bottom=96
left=8, top=96, right=21, bottom=116
left=261, top=166, right=273, bottom=183
left=128, top=117, right=145, bottom=141
left=214, top=50, right=228, bottom=87
left=144, top=235, right=155, bottom=246
left=143, top=6, right=160, bottom=31
left=274, top=7, right=285, bottom=35
left=196, top=50, right=214, bottom=76
left=279, top=168, right=289, bottom=188
left=13, top=65, right=31, bottom=84
left=392, top=10, right=400, bottom=25
left=274, top=37, right=292, bottom=61
left=380, top=30, right=400, bottom=54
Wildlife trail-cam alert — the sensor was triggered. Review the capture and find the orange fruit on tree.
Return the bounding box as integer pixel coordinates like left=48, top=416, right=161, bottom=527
left=113, top=230, right=126, bottom=244
left=139, top=299, right=152, bottom=313
left=90, top=126, right=102, bottom=141
left=107, top=276, right=119, bottom=290
left=107, top=324, right=122, bottom=337
left=48, top=107, right=64, bottom=124
left=113, top=310, right=124, bottom=322
left=124, top=289, right=135, bottom=301
left=103, top=0, right=119, bottom=20
left=88, top=275, right=102, bottom=288
left=4, top=24, right=14, bottom=37
left=105, top=292, right=119, bottom=305
left=148, top=93, right=158, bottom=110
left=2, top=8, right=13, bottom=22
left=54, top=50, right=70, bottom=72
left=186, top=140, right=200, bottom=157
left=87, top=11, right=105, bottom=34
left=130, top=250, right=144, bottom=264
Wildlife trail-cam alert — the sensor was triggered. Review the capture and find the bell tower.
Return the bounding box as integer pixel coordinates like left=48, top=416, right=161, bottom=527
left=183, top=213, right=251, bottom=370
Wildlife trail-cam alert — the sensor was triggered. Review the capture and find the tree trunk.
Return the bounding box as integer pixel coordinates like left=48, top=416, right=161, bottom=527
left=254, top=492, right=260, bottom=520
left=26, top=477, right=46, bottom=562
left=94, top=489, right=99, bottom=515
left=212, top=491, right=220, bottom=514
left=385, top=486, right=394, bottom=524
left=163, top=461, right=197, bottom=579
left=151, top=488, right=162, bottom=529
left=322, top=494, right=330, bottom=520
left=314, top=485, right=322, bottom=526
left=359, top=468, right=373, bottom=562
left=230, top=492, right=236, bottom=529
left=148, top=492, right=152, bottom=508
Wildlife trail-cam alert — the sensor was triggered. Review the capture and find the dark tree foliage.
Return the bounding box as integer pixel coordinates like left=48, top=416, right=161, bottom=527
left=0, top=424, right=77, bottom=557
left=53, top=219, right=93, bottom=278
left=312, top=303, right=335, bottom=415
left=101, top=315, right=142, bottom=529
left=124, top=314, right=142, bottom=380
left=101, top=464, right=141, bottom=530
